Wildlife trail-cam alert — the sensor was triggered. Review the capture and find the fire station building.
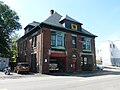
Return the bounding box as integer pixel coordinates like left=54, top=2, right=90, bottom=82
left=17, top=10, right=97, bottom=73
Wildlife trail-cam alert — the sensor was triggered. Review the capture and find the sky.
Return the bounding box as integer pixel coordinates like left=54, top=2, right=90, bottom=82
left=1, top=0, right=120, bottom=48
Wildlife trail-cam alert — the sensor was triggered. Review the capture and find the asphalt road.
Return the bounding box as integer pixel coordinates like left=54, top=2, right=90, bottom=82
left=0, top=71, right=120, bottom=90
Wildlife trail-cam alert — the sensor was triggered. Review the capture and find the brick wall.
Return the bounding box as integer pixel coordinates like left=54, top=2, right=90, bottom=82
left=65, top=33, right=72, bottom=72
left=42, top=28, right=51, bottom=73
left=91, top=38, right=96, bottom=70
left=17, top=27, right=96, bottom=73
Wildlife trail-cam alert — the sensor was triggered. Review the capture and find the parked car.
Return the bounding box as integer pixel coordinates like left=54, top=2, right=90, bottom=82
left=96, top=64, right=104, bottom=71
left=49, top=63, right=59, bottom=71
left=14, top=62, right=30, bottom=74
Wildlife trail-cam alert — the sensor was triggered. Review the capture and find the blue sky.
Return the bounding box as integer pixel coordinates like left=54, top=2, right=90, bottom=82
left=1, top=0, right=120, bottom=48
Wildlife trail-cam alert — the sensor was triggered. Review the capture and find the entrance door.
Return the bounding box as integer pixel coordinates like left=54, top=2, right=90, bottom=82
left=81, top=56, right=88, bottom=71
left=31, top=54, right=37, bottom=72
left=81, top=56, right=93, bottom=71
left=72, top=60, right=77, bottom=72
left=58, top=58, right=65, bottom=72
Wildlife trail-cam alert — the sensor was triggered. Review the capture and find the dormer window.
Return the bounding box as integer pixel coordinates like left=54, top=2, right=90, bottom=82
left=71, top=24, right=78, bottom=30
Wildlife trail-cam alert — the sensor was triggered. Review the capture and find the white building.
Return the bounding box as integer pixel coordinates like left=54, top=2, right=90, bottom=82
left=96, top=49, right=102, bottom=64
left=99, top=40, right=120, bottom=66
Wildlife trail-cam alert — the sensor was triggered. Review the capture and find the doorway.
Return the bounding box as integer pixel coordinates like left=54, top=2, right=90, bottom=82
left=72, top=60, right=77, bottom=72
left=49, top=57, right=65, bottom=73
left=81, top=55, right=93, bottom=71
left=31, top=54, right=37, bottom=72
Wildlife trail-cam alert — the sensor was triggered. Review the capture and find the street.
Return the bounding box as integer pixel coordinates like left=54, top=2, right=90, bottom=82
left=0, top=67, right=120, bottom=90
left=0, top=74, right=120, bottom=90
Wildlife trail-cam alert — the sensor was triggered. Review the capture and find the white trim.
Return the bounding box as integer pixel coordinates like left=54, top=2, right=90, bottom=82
left=72, top=34, right=77, bottom=37
left=80, top=52, right=94, bottom=56
left=50, top=29, right=57, bottom=31
left=50, top=29, right=66, bottom=34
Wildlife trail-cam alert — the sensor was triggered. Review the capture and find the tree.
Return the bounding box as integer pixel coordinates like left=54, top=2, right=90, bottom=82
left=9, top=33, right=20, bottom=62
left=0, top=1, right=22, bottom=56
left=9, top=33, right=20, bottom=71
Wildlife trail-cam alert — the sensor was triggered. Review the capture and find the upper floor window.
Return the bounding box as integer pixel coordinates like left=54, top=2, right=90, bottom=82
left=113, top=44, right=115, bottom=48
left=51, top=32, right=56, bottom=47
left=23, top=40, right=27, bottom=50
left=57, top=35, right=63, bottom=46
left=32, top=35, right=37, bottom=48
left=71, top=24, right=78, bottom=30
left=110, top=44, right=112, bottom=48
left=51, top=31, right=65, bottom=49
left=110, top=44, right=115, bottom=48
left=81, top=37, right=91, bottom=52
left=72, top=36, right=76, bottom=48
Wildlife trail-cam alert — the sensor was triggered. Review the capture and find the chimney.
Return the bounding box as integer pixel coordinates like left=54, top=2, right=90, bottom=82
left=50, top=10, right=54, bottom=16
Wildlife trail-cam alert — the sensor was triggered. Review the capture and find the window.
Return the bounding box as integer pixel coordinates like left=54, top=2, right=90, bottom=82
left=23, top=40, right=27, bottom=50
left=57, top=35, right=62, bottom=46
left=113, top=44, right=115, bottom=48
left=110, top=44, right=112, bottom=48
left=51, top=31, right=65, bottom=49
left=84, top=57, right=87, bottom=64
left=81, top=37, right=91, bottom=51
left=32, top=35, right=37, bottom=48
left=19, top=42, right=22, bottom=51
left=51, top=34, right=56, bottom=46
left=71, top=24, right=78, bottom=30
left=72, top=36, right=76, bottom=48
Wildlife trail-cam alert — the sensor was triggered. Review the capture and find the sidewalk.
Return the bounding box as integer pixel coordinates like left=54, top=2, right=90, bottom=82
left=47, top=66, right=120, bottom=77
left=0, top=71, right=46, bottom=80
left=0, top=66, right=120, bottom=79
left=104, top=65, right=120, bottom=70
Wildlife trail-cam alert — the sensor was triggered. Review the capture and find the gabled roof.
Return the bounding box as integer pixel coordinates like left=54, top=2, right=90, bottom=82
left=28, top=21, right=40, bottom=26
left=42, top=12, right=96, bottom=37
left=81, top=28, right=97, bottom=37
left=59, top=15, right=83, bottom=25
left=22, top=11, right=97, bottom=38
left=43, top=12, right=63, bottom=28
left=24, top=21, right=40, bottom=29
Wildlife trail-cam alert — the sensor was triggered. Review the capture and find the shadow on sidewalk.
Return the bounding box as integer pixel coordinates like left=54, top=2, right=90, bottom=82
left=45, top=70, right=120, bottom=77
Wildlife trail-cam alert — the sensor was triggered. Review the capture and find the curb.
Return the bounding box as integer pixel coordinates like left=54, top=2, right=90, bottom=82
left=0, top=68, right=120, bottom=80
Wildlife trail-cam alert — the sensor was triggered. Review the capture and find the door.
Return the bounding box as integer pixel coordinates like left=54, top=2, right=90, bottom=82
left=81, top=56, right=93, bottom=71
left=31, top=54, right=37, bottom=72
left=72, top=60, right=77, bottom=72
left=81, top=56, right=88, bottom=71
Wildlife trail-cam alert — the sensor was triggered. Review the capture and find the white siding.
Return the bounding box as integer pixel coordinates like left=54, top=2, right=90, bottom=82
left=98, top=40, right=120, bottom=66
left=112, top=41, right=120, bottom=58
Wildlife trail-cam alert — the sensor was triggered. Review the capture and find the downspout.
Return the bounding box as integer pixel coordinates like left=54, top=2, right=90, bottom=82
left=38, top=25, right=43, bottom=73
left=41, top=28, right=43, bottom=73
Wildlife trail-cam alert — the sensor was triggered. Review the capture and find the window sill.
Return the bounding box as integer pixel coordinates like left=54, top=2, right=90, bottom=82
left=51, top=47, right=65, bottom=50
left=82, top=50, right=92, bottom=52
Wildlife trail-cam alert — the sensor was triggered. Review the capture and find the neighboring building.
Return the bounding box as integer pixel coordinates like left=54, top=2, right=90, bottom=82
left=99, top=40, right=120, bottom=66
left=17, top=10, right=97, bottom=73
left=0, top=57, right=9, bottom=70
left=96, top=49, right=102, bottom=64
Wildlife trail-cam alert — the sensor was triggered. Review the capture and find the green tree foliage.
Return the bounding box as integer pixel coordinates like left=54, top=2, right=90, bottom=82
left=10, top=33, right=20, bottom=62
left=0, top=1, right=22, bottom=56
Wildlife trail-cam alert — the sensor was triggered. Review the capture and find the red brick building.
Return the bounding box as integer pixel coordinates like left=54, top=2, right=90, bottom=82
left=17, top=10, right=97, bottom=73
